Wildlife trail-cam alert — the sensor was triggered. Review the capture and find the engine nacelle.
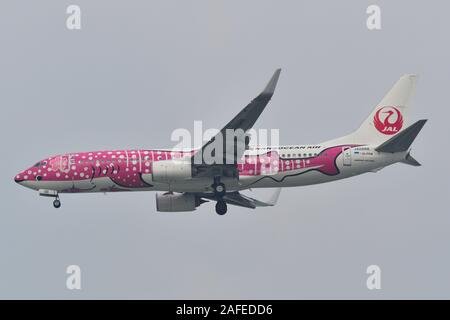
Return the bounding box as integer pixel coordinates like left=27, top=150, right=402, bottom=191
left=151, top=159, right=192, bottom=183
left=155, top=192, right=197, bottom=212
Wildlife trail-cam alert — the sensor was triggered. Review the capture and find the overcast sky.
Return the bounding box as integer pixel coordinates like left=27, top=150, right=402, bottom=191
left=1, top=0, right=449, bottom=299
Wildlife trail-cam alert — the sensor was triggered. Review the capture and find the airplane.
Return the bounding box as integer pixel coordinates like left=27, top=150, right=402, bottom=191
left=14, top=69, right=427, bottom=215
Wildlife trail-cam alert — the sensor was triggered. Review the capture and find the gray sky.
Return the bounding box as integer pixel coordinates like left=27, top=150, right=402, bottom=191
left=0, top=0, right=449, bottom=299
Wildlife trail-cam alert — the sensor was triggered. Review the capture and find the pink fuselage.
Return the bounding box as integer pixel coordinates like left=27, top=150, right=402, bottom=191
left=14, top=145, right=401, bottom=193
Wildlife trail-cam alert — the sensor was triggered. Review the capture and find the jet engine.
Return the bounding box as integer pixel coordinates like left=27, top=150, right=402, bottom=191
left=155, top=192, right=203, bottom=212
left=151, top=159, right=192, bottom=183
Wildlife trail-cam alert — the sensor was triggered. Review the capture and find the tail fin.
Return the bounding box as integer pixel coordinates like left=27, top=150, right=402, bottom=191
left=375, top=119, right=427, bottom=153
left=349, top=74, right=418, bottom=144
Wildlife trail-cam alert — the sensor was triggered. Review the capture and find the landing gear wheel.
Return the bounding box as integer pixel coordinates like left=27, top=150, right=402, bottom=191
left=53, top=199, right=61, bottom=209
left=215, top=201, right=227, bottom=215
left=213, top=182, right=226, bottom=197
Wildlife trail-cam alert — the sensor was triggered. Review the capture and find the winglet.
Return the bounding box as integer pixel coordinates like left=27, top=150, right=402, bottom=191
left=251, top=188, right=282, bottom=207
left=266, top=187, right=282, bottom=206
left=261, top=68, right=282, bottom=96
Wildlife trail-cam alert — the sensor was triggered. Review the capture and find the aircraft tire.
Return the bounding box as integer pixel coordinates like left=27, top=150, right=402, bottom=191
left=215, top=201, right=227, bottom=215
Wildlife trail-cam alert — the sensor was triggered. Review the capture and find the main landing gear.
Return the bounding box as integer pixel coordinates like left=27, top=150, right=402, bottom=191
left=212, top=176, right=227, bottom=215
left=215, top=200, right=227, bottom=215
left=212, top=176, right=226, bottom=197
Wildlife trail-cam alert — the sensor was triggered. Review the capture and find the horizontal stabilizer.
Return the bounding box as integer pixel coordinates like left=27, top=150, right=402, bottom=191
left=375, top=119, right=427, bottom=153
left=401, top=152, right=421, bottom=166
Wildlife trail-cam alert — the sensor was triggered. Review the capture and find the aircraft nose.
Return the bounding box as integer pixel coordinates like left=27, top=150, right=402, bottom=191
left=14, top=174, right=24, bottom=184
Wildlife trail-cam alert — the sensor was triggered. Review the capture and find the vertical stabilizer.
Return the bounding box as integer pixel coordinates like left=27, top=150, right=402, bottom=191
left=348, top=74, right=418, bottom=144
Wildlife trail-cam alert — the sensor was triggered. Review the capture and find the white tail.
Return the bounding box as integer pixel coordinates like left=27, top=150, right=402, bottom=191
left=348, top=74, right=418, bottom=144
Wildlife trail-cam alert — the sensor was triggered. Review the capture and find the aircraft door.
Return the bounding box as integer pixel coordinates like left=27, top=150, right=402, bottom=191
left=342, top=147, right=352, bottom=166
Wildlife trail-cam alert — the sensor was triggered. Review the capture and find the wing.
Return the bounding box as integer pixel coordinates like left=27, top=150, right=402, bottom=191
left=199, top=188, right=281, bottom=209
left=192, top=69, right=281, bottom=172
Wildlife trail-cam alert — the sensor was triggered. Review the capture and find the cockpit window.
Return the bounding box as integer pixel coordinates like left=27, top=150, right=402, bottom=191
left=33, top=161, right=47, bottom=167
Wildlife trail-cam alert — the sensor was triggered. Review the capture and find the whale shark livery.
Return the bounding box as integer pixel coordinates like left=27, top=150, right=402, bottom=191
left=14, top=70, right=427, bottom=215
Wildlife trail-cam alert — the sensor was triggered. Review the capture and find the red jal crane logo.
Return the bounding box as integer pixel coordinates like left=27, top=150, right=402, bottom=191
left=374, top=106, right=403, bottom=135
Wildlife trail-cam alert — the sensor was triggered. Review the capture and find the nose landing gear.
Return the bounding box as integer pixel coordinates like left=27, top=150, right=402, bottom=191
left=53, top=198, right=61, bottom=209
left=39, top=189, right=61, bottom=209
